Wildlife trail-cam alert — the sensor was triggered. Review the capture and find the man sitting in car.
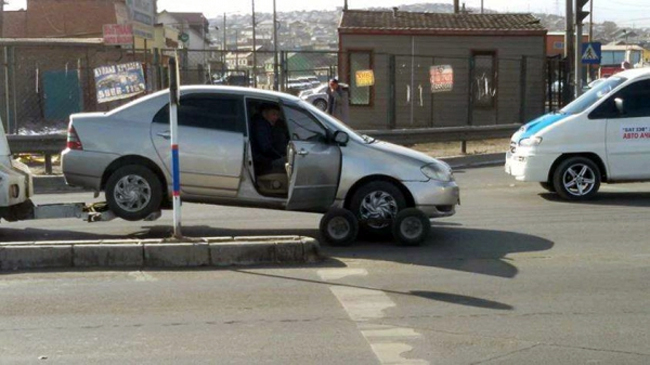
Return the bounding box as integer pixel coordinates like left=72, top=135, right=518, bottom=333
left=251, top=103, right=289, bottom=175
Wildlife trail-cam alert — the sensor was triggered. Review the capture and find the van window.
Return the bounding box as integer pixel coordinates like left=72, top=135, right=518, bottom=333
left=612, top=80, right=650, bottom=118
left=561, top=76, right=627, bottom=116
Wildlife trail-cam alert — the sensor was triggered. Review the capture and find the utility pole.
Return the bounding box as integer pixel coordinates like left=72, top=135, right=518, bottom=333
left=273, top=0, right=279, bottom=91
left=481, top=0, right=484, bottom=14
left=252, top=0, right=257, bottom=87
left=588, top=0, right=593, bottom=81
left=575, top=0, right=590, bottom=98
left=565, top=0, right=574, bottom=101
left=223, top=13, right=227, bottom=75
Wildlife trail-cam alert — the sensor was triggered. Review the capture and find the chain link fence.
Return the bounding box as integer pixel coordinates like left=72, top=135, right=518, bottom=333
left=1, top=43, right=550, bottom=134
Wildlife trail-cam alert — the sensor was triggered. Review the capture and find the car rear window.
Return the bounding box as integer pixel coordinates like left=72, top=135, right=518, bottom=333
left=154, top=94, right=245, bottom=133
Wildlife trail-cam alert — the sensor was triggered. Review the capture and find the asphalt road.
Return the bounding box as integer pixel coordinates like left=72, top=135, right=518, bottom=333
left=1, top=166, right=649, bottom=364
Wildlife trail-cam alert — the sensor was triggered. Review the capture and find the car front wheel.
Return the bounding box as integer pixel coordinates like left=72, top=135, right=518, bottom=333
left=552, top=157, right=601, bottom=201
left=350, top=181, right=407, bottom=237
left=105, top=165, right=163, bottom=221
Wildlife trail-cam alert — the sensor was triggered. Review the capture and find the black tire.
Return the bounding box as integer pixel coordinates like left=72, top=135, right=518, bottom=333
left=349, top=181, right=407, bottom=237
left=313, top=99, right=328, bottom=111
left=319, top=208, right=359, bottom=247
left=105, top=165, right=163, bottom=221
left=539, top=181, right=556, bottom=193
left=392, top=208, right=431, bottom=246
left=552, top=157, right=601, bottom=201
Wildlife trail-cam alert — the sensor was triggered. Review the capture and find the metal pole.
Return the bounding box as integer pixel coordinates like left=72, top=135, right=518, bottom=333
left=252, top=0, right=257, bottom=87
left=168, top=56, right=182, bottom=239
left=588, top=0, right=594, bottom=82
left=273, top=0, right=279, bottom=91
left=565, top=0, right=574, bottom=101
left=0, top=1, right=4, bottom=38
left=574, top=0, right=583, bottom=98
left=4, top=46, right=10, bottom=133
left=481, top=0, right=484, bottom=14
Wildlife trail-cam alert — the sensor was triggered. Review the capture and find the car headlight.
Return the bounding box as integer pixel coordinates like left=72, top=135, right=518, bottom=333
left=421, top=162, right=453, bottom=182
left=519, top=136, right=543, bottom=147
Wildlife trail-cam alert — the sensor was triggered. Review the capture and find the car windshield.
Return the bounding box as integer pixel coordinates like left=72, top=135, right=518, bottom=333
left=560, top=76, right=628, bottom=115
left=298, top=100, right=371, bottom=144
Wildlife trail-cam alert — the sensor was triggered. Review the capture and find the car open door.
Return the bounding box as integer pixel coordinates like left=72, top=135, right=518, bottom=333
left=283, top=104, right=341, bottom=211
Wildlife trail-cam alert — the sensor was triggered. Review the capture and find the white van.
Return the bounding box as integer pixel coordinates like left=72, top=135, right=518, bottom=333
left=506, top=68, right=650, bottom=200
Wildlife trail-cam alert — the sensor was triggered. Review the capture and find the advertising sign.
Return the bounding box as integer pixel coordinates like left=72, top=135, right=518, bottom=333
left=621, top=125, right=650, bottom=140
left=103, top=24, right=133, bottom=45
left=126, top=0, right=155, bottom=40
left=94, top=62, right=146, bottom=103
left=430, top=65, right=454, bottom=93
left=355, top=70, right=375, bottom=87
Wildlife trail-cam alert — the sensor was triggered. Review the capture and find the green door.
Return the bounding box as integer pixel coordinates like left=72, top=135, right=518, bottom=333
left=43, top=70, right=83, bottom=122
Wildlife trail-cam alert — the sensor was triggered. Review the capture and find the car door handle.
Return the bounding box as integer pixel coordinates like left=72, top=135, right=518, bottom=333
left=296, top=149, right=309, bottom=156
left=157, top=131, right=171, bottom=139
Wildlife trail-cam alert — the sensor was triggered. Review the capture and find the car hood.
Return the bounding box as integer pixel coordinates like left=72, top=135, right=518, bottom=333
left=512, top=112, right=572, bottom=142
left=365, top=140, right=441, bottom=166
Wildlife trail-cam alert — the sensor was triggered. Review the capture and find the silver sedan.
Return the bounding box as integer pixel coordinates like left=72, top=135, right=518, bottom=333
left=63, top=86, right=459, bottom=244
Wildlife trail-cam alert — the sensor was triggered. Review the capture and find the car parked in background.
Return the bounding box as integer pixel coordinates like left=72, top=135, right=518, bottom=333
left=63, top=86, right=459, bottom=244
left=299, top=82, right=349, bottom=111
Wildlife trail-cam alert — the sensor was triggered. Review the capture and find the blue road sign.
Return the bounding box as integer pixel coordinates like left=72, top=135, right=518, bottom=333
left=582, top=42, right=602, bottom=65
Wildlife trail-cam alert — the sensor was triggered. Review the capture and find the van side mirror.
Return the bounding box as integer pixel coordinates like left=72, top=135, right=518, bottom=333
left=333, top=131, right=349, bottom=146
left=614, top=98, right=625, bottom=115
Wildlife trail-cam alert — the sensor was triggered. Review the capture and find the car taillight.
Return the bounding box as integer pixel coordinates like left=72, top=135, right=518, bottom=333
left=67, top=125, right=83, bottom=150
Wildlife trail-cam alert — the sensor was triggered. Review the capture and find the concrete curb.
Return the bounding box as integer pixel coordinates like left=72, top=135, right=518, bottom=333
left=0, top=236, right=321, bottom=271
left=32, top=153, right=506, bottom=194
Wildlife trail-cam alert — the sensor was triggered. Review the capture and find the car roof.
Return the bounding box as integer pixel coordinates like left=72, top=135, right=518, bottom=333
left=615, top=68, right=650, bottom=80
left=179, top=85, right=302, bottom=102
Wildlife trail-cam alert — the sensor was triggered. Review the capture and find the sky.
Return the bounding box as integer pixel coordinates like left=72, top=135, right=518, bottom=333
left=4, top=0, right=650, bottom=26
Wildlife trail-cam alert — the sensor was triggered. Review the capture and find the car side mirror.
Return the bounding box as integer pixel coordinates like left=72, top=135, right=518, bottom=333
left=333, top=131, right=349, bottom=146
left=614, top=98, right=625, bottom=115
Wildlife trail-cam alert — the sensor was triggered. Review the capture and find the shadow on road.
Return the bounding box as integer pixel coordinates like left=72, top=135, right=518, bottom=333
left=235, top=269, right=513, bottom=310
left=539, top=192, right=650, bottom=207
left=1, top=224, right=553, bottom=280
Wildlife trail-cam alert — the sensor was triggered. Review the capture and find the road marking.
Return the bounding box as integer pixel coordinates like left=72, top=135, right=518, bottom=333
left=318, top=269, right=429, bottom=365
left=127, top=271, right=157, bottom=282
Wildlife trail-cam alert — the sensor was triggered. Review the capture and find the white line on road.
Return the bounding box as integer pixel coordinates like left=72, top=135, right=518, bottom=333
left=318, top=268, right=429, bottom=365
left=127, top=271, right=157, bottom=282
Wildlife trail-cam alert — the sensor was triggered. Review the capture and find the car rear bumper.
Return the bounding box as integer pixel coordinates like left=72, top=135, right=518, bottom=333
left=62, top=149, right=118, bottom=191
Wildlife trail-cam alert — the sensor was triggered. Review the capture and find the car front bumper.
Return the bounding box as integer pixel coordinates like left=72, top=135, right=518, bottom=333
left=403, top=180, right=460, bottom=218
left=505, top=151, right=559, bottom=182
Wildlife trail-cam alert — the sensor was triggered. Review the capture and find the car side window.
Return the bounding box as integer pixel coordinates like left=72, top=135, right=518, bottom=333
left=610, top=80, right=650, bottom=119
left=153, top=95, right=245, bottom=133
left=283, top=105, right=328, bottom=142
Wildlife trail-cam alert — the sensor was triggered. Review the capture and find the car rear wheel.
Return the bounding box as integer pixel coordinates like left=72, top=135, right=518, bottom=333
left=106, top=165, right=163, bottom=221
left=350, top=181, right=407, bottom=237
left=552, top=157, right=601, bottom=201
left=313, top=99, right=328, bottom=111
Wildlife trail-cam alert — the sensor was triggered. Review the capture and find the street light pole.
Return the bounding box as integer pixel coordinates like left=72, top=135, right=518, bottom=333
left=252, top=0, right=257, bottom=87
left=273, top=0, right=279, bottom=91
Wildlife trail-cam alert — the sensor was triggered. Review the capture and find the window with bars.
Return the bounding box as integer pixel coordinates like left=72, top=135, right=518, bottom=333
left=348, top=51, right=373, bottom=106
left=472, top=51, right=497, bottom=109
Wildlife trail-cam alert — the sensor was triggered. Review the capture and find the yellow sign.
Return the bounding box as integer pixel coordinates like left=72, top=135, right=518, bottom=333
left=355, top=70, right=375, bottom=87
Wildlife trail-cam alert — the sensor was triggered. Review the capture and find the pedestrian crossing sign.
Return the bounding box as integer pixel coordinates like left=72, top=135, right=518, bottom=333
left=581, top=42, right=601, bottom=65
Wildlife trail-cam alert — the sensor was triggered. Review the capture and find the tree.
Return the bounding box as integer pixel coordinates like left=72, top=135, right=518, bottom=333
left=602, top=21, right=618, bottom=37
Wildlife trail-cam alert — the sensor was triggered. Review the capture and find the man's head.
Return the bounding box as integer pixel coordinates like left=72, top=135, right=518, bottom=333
left=329, top=78, right=339, bottom=90
left=260, top=104, right=281, bottom=126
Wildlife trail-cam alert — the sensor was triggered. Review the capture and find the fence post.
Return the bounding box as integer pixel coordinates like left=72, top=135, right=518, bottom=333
left=279, top=51, right=286, bottom=92
left=467, top=55, right=474, bottom=126
left=429, top=56, right=435, bottom=128
left=388, top=54, right=396, bottom=129
left=4, top=46, right=11, bottom=134
left=519, top=56, right=528, bottom=124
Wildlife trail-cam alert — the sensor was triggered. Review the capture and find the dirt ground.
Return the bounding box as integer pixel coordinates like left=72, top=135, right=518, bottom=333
left=22, top=138, right=511, bottom=176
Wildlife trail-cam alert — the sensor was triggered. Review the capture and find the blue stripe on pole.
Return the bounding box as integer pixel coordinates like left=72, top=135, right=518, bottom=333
left=172, top=145, right=180, bottom=194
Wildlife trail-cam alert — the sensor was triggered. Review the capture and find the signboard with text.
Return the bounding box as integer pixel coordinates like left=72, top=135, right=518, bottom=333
left=126, top=0, right=155, bottom=40
left=355, top=70, right=375, bottom=87
left=103, top=24, right=133, bottom=45
left=430, top=65, right=454, bottom=93
left=94, top=62, right=146, bottom=103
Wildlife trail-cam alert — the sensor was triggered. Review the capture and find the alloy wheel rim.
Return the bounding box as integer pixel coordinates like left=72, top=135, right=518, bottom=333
left=114, top=174, right=152, bottom=212
left=360, top=191, right=398, bottom=229
left=562, top=164, right=596, bottom=196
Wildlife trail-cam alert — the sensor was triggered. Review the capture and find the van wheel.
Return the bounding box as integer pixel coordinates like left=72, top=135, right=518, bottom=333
left=106, top=165, right=163, bottom=221
left=350, top=181, right=407, bottom=237
left=539, top=182, right=556, bottom=193
left=552, top=157, right=601, bottom=201
left=392, top=208, right=431, bottom=246
left=319, top=208, right=359, bottom=247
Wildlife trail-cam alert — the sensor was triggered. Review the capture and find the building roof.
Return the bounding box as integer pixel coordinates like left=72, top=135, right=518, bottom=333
left=160, top=11, right=209, bottom=26
left=340, top=10, right=546, bottom=36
